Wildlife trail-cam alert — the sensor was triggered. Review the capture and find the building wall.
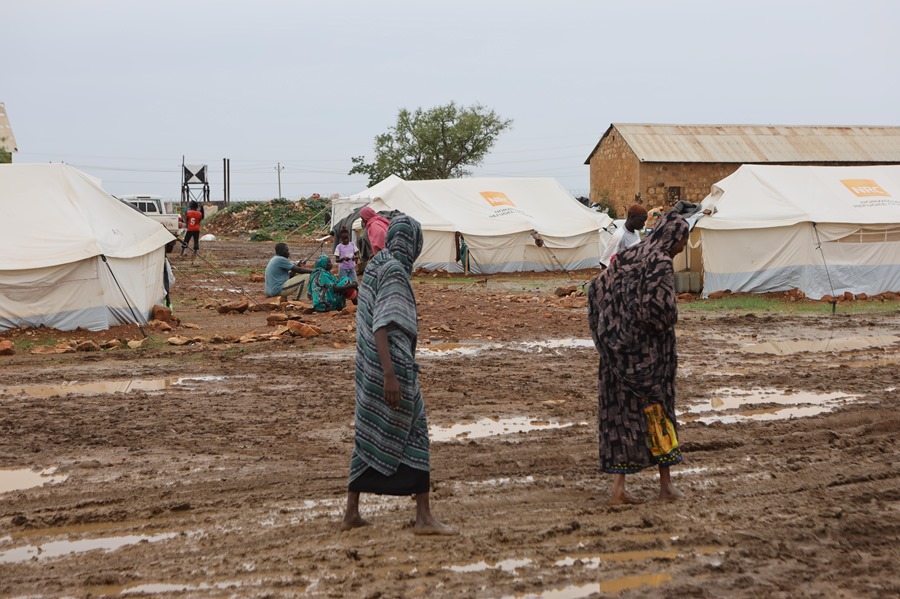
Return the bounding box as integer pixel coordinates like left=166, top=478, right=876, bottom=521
left=637, top=162, right=740, bottom=211
left=589, top=132, right=897, bottom=216
left=588, top=129, right=639, bottom=218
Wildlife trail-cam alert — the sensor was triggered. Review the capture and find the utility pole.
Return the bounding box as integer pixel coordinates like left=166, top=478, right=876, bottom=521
left=276, top=162, right=284, bottom=200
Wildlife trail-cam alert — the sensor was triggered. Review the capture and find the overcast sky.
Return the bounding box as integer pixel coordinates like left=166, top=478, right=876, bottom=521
left=4, top=0, right=898, bottom=202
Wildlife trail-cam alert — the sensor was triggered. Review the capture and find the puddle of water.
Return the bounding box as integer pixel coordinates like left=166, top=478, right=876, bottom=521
left=503, top=572, right=672, bottom=599
left=418, top=339, right=594, bottom=359
left=122, top=581, right=242, bottom=595
left=430, top=418, right=586, bottom=442
left=463, top=475, right=536, bottom=487
left=0, top=532, right=178, bottom=564
left=418, top=343, right=495, bottom=358
left=554, top=549, right=677, bottom=569
left=0, top=376, right=239, bottom=399
left=446, top=558, right=532, bottom=573
left=0, top=467, right=67, bottom=494
left=738, top=334, right=900, bottom=356
left=682, top=387, right=859, bottom=424
left=245, top=349, right=354, bottom=361
left=518, top=339, right=594, bottom=351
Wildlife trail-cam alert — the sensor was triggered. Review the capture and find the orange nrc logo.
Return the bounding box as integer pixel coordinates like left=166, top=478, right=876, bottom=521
left=480, top=191, right=515, bottom=207
left=841, top=179, right=891, bottom=198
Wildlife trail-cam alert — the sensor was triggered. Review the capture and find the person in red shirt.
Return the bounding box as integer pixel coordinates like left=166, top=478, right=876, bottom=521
left=181, top=201, right=204, bottom=257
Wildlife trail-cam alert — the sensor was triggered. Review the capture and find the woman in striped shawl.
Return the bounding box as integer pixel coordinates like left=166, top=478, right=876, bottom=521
left=588, top=210, right=690, bottom=505
left=342, top=216, right=455, bottom=535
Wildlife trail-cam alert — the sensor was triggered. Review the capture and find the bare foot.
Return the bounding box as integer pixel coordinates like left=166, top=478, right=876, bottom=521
left=659, top=487, right=683, bottom=503
left=413, top=519, right=458, bottom=536
left=340, top=515, right=372, bottom=531
left=608, top=493, right=644, bottom=506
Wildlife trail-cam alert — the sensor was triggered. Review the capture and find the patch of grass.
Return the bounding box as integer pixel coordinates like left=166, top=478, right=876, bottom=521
left=683, top=296, right=900, bottom=314
left=13, top=336, right=58, bottom=351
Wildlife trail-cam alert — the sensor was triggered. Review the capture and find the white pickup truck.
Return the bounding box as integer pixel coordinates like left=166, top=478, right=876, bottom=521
left=118, top=195, right=183, bottom=236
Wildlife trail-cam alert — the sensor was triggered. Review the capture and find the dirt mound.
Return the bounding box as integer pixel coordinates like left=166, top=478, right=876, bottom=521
left=205, top=197, right=331, bottom=237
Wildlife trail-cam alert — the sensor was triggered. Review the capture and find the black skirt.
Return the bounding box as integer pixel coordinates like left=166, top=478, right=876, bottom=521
left=348, top=464, right=430, bottom=496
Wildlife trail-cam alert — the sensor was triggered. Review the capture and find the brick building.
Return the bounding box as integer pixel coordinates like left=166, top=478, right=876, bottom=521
left=584, top=124, right=900, bottom=217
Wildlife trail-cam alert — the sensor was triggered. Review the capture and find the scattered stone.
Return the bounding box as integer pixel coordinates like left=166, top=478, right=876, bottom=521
left=708, top=290, right=732, bottom=300
left=266, top=313, right=290, bottom=325
left=151, top=305, right=174, bottom=322
left=249, top=273, right=265, bottom=282
left=248, top=301, right=282, bottom=312
left=75, top=340, right=101, bottom=352
left=820, top=295, right=835, bottom=304
left=855, top=293, right=868, bottom=301
left=286, top=321, right=322, bottom=338
left=209, top=335, right=226, bottom=344
left=217, top=299, right=250, bottom=314
left=167, top=336, right=192, bottom=346
left=30, top=345, right=71, bottom=355
left=127, top=339, right=146, bottom=349
left=554, top=286, right=577, bottom=297
left=182, top=323, right=201, bottom=329
left=843, top=291, right=854, bottom=301
left=0, top=340, right=15, bottom=356
left=102, top=339, right=124, bottom=350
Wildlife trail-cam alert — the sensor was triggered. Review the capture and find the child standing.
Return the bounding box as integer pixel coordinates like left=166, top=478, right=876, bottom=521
left=333, top=227, right=359, bottom=284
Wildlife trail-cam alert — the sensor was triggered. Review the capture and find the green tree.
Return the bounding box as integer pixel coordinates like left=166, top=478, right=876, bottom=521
left=0, top=137, right=11, bottom=164
left=349, top=102, right=512, bottom=186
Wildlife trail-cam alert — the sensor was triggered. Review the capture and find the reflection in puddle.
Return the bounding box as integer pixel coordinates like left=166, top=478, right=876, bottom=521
left=0, top=532, right=178, bottom=564
left=0, top=467, right=67, bottom=494
left=430, top=418, right=586, bottom=442
left=739, top=335, right=900, bottom=356
left=682, top=387, right=859, bottom=424
left=0, top=376, right=239, bottom=399
left=447, top=558, right=532, bottom=573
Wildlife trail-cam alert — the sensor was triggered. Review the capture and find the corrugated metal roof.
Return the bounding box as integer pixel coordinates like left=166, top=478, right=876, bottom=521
left=585, top=124, right=900, bottom=164
left=0, top=103, right=17, bottom=153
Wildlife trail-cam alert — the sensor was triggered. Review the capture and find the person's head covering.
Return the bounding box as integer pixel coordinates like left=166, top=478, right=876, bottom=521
left=360, top=206, right=376, bottom=222
left=644, top=210, right=689, bottom=256
left=627, top=204, right=648, bottom=218
left=314, top=253, right=329, bottom=270
left=384, top=215, right=423, bottom=275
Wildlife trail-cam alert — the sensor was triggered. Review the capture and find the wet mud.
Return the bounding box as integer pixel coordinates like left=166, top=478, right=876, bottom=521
left=0, top=239, right=898, bottom=598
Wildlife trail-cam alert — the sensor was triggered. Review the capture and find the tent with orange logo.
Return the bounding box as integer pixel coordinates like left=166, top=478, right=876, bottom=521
left=695, top=165, right=900, bottom=299
left=347, top=175, right=613, bottom=273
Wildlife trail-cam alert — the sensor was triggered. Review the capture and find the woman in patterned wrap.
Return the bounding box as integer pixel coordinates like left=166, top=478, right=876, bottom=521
left=341, top=216, right=455, bottom=535
left=588, top=210, right=690, bottom=505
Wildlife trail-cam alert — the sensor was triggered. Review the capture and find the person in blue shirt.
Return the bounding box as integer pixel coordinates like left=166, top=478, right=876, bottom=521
left=265, top=243, right=314, bottom=299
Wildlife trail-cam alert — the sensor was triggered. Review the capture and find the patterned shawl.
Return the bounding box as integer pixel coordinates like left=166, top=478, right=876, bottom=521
left=350, top=216, right=428, bottom=480
left=589, top=211, right=690, bottom=399
left=307, top=254, right=348, bottom=312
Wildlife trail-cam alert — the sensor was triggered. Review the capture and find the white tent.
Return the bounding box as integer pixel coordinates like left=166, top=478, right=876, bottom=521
left=349, top=175, right=613, bottom=273
left=696, top=165, right=900, bottom=299
left=0, top=164, right=175, bottom=331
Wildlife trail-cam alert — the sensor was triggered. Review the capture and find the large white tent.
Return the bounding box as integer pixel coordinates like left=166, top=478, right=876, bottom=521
left=348, top=175, right=613, bottom=273
left=696, top=164, right=900, bottom=299
left=0, top=164, right=175, bottom=331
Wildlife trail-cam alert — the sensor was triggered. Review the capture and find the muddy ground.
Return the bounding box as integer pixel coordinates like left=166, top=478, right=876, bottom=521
left=0, top=238, right=898, bottom=598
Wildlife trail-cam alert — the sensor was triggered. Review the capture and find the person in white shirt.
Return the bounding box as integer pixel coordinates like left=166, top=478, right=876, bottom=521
left=599, top=205, right=648, bottom=268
